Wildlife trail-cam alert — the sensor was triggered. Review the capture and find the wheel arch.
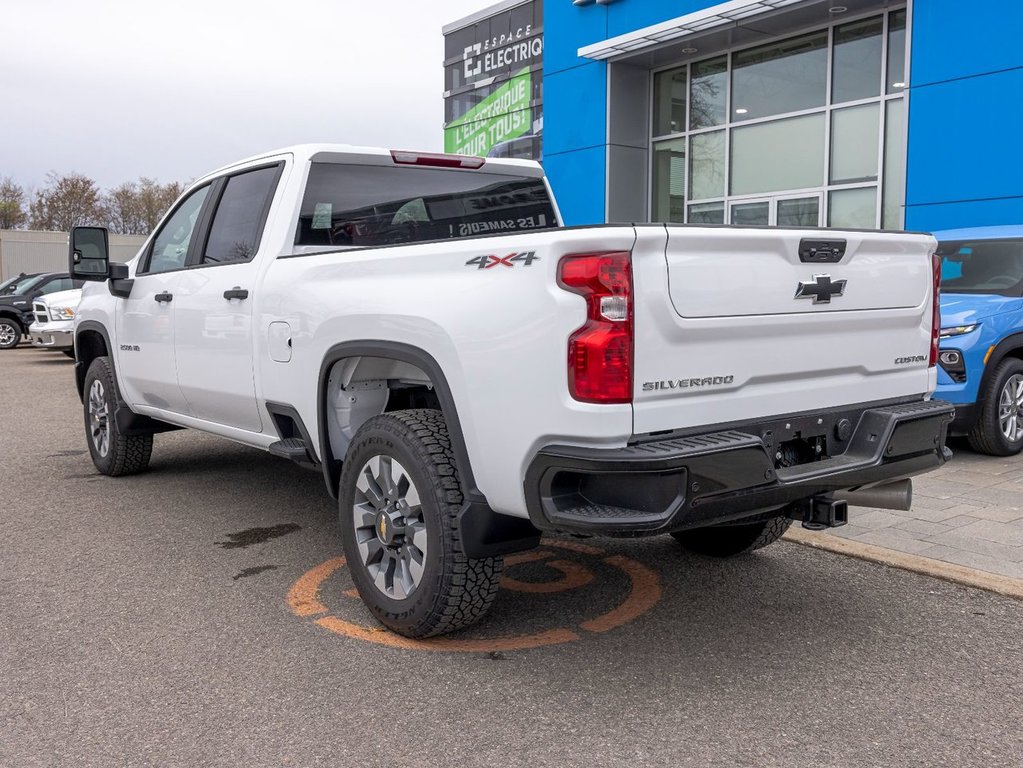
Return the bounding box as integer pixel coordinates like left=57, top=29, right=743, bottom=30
left=74, top=321, right=112, bottom=401
left=317, top=341, right=480, bottom=502
left=976, top=332, right=1023, bottom=409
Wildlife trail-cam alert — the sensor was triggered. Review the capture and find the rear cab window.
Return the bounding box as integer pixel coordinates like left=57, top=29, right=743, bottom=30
left=295, top=162, right=557, bottom=249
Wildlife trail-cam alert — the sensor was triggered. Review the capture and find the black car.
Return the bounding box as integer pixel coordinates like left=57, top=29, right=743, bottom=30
left=0, top=272, right=82, bottom=350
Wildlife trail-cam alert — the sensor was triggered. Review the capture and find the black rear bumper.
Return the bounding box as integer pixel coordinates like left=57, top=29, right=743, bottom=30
left=524, top=399, right=954, bottom=536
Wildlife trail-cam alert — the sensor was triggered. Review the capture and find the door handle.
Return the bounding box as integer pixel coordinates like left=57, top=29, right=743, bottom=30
left=223, top=287, right=249, bottom=301
left=154, top=292, right=173, bottom=303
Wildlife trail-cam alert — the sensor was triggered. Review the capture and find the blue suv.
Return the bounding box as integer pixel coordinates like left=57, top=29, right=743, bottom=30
left=936, top=225, right=1023, bottom=455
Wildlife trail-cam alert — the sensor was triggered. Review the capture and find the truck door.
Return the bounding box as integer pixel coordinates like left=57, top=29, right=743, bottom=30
left=115, top=184, right=211, bottom=414
left=172, top=163, right=283, bottom=433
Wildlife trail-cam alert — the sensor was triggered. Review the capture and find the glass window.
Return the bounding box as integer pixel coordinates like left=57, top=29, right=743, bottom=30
left=777, top=197, right=821, bottom=227
left=37, top=277, right=73, bottom=295
left=653, top=66, right=687, bottom=136
left=652, top=138, right=686, bottom=222
left=830, top=103, right=880, bottom=184
left=882, top=99, right=906, bottom=229
left=690, top=57, right=727, bottom=129
left=688, top=202, right=725, bottom=224
left=938, top=239, right=1023, bottom=296
left=832, top=17, right=883, bottom=103
left=731, top=113, right=825, bottom=195
left=11, top=275, right=46, bottom=295
left=731, top=32, right=828, bottom=121
left=203, top=166, right=280, bottom=264
left=887, top=10, right=908, bottom=93
left=730, top=201, right=770, bottom=226
left=295, top=164, right=557, bottom=247
left=146, top=185, right=210, bottom=274
left=689, top=130, right=726, bottom=200
left=829, top=187, right=877, bottom=228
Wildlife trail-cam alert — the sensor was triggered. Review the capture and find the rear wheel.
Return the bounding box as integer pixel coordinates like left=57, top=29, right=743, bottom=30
left=0, top=318, right=20, bottom=349
left=338, top=409, right=503, bottom=638
left=968, top=358, right=1023, bottom=456
left=672, top=516, right=792, bottom=557
left=83, top=356, right=153, bottom=476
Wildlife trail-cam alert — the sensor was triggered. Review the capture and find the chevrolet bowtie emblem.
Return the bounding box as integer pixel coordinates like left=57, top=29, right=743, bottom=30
left=795, top=274, right=847, bottom=304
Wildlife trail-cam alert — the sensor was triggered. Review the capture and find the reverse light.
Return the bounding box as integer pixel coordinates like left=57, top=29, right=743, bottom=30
left=930, top=253, right=941, bottom=367
left=389, top=150, right=485, bottom=169
left=558, top=251, right=633, bottom=403
left=939, top=323, right=979, bottom=338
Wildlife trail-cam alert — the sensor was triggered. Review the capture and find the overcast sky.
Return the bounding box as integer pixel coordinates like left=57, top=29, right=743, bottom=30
left=3, top=0, right=486, bottom=192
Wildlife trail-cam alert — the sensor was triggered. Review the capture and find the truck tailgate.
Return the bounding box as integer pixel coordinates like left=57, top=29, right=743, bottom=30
left=631, top=225, right=938, bottom=435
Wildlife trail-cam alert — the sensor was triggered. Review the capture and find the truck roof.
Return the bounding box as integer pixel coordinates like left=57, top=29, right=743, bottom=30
left=200, top=143, right=544, bottom=184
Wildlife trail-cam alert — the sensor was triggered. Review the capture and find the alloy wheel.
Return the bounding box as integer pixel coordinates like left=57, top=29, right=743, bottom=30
left=88, top=379, right=110, bottom=457
left=998, top=373, right=1023, bottom=442
left=351, top=455, right=428, bottom=600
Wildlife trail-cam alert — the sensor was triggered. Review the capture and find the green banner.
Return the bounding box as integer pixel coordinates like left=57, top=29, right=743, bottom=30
left=445, top=67, right=532, bottom=157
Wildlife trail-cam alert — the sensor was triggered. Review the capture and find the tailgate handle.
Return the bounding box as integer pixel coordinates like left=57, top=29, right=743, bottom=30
left=799, top=239, right=846, bottom=263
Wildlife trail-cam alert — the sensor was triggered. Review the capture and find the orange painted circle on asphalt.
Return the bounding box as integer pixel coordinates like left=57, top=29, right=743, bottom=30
left=287, top=539, right=662, bottom=652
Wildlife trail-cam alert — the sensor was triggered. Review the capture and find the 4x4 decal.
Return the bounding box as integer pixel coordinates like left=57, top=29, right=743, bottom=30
left=465, top=251, right=539, bottom=269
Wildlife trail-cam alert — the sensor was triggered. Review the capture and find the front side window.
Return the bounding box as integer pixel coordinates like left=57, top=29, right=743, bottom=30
left=295, top=163, right=557, bottom=248
left=939, top=240, right=1023, bottom=296
left=37, top=277, right=74, bottom=295
left=146, top=185, right=210, bottom=274
left=12, top=275, right=46, bottom=295
left=203, top=165, right=281, bottom=264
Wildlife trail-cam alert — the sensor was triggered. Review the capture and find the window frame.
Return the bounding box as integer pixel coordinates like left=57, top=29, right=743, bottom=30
left=646, top=5, right=908, bottom=229
left=137, top=161, right=284, bottom=276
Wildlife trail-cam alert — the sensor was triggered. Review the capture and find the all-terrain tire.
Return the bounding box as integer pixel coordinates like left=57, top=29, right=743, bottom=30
left=0, top=318, right=21, bottom=349
left=83, top=356, right=153, bottom=476
left=337, top=409, right=503, bottom=638
left=672, top=515, right=792, bottom=557
left=967, top=358, right=1023, bottom=456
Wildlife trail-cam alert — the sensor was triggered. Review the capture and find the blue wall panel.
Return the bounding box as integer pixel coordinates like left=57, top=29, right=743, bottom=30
left=542, top=63, right=608, bottom=156
left=906, top=196, right=1023, bottom=233
left=606, top=0, right=719, bottom=39
left=911, top=0, right=1023, bottom=86
left=544, top=145, right=607, bottom=225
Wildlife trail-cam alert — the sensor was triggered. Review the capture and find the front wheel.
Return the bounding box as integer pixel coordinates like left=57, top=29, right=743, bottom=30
left=83, top=356, right=153, bottom=476
left=0, top=318, right=21, bottom=349
left=968, top=358, right=1023, bottom=456
left=337, top=409, right=503, bottom=638
left=672, top=516, right=792, bottom=557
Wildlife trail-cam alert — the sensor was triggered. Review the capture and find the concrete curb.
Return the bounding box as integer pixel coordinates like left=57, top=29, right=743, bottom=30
left=784, top=527, right=1023, bottom=601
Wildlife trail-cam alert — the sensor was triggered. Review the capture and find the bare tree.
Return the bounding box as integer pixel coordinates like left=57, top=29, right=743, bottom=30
left=0, top=177, right=27, bottom=229
left=103, top=181, right=146, bottom=234
left=138, top=178, right=183, bottom=234
left=29, top=172, right=102, bottom=231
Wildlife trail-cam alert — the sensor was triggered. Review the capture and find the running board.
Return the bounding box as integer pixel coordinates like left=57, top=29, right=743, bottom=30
left=268, top=438, right=319, bottom=469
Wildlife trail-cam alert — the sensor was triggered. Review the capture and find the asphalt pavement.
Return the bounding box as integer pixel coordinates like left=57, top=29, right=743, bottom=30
left=2, top=347, right=1022, bottom=767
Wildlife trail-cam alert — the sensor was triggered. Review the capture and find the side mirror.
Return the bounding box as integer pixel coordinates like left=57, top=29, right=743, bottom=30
left=69, top=226, right=112, bottom=281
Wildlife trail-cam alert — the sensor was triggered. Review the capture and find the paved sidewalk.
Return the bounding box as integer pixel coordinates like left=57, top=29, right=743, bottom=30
left=827, top=438, right=1023, bottom=581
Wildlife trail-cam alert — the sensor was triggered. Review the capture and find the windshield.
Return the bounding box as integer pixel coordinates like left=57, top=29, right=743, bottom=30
left=11, top=275, right=46, bottom=296
left=938, top=238, right=1023, bottom=297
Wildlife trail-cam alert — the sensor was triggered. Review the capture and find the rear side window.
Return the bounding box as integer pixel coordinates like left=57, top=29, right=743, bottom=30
left=295, top=163, right=557, bottom=248
left=203, top=165, right=281, bottom=264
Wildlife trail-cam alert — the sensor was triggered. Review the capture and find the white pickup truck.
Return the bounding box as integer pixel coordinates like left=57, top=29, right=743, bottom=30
left=69, top=144, right=953, bottom=638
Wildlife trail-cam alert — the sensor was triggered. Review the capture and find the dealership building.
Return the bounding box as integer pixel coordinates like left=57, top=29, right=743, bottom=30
left=445, top=0, right=1022, bottom=232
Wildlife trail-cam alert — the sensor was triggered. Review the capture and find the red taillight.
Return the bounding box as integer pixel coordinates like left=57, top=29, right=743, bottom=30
left=558, top=251, right=633, bottom=404
left=389, top=150, right=485, bottom=169
left=930, top=251, right=941, bottom=367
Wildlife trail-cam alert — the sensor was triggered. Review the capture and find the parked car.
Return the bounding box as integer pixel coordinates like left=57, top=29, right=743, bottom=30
left=68, top=144, right=951, bottom=638
left=936, top=226, right=1023, bottom=455
left=0, top=273, right=81, bottom=350
left=28, top=287, right=82, bottom=358
left=0, top=272, right=42, bottom=296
